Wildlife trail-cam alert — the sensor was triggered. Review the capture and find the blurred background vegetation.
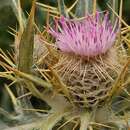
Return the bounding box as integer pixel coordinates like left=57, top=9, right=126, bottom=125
left=0, top=0, right=130, bottom=119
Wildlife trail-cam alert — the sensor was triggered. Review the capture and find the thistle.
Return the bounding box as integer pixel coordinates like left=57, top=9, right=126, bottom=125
left=49, top=12, right=126, bottom=108
left=0, top=0, right=130, bottom=130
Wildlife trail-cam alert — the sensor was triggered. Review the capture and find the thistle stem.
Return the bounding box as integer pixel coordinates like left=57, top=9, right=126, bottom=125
left=80, top=112, right=91, bottom=130
left=17, top=0, right=35, bottom=112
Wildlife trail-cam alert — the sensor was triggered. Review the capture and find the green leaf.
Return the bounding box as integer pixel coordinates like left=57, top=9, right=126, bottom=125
left=18, top=0, right=35, bottom=73
left=16, top=0, right=36, bottom=111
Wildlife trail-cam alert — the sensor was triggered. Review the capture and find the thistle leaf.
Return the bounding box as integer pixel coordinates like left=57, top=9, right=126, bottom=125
left=18, top=0, right=35, bottom=73
left=16, top=0, right=36, bottom=111
left=14, top=70, right=52, bottom=89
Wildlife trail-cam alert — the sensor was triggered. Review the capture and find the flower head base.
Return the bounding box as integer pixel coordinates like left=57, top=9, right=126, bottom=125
left=50, top=12, right=118, bottom=57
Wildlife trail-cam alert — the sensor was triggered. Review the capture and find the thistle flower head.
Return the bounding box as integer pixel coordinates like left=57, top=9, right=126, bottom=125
left=50, top=12, right=118, bottom=57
